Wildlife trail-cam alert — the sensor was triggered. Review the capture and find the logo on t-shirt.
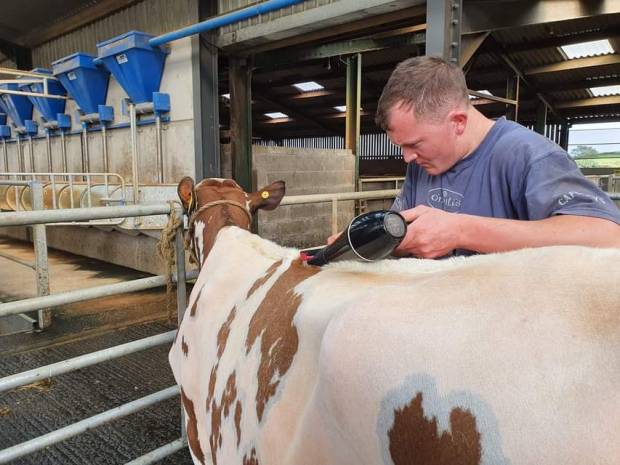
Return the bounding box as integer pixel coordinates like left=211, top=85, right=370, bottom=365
left=557, top=191, right=607, bottom=207
left=427, top=188, right=464, bottom=212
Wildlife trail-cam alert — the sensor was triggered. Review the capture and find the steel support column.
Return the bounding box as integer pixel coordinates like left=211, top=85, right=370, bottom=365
left=426, top=0, right=462, bottom=63
left=534, top=102, right=547, bottom=135
left=229, top=57, right=253, bottom=192
left=345, top=54, right=362, bottom=190
left=191, top=0, right=220, bottom=180
left=506, top=75, right=519, bottom=121
left=560, top=121, right=570, bottom=151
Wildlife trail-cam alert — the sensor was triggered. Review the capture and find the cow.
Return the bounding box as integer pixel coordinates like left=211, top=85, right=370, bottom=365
left=169, top=176, right=620, bottom=465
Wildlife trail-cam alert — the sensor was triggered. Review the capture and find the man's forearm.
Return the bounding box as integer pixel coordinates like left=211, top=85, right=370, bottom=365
left=458, top=214, right=620, bottom=253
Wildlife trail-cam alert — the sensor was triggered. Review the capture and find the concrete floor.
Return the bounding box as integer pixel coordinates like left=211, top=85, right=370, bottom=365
left=0, top=236, right=194, bottom=464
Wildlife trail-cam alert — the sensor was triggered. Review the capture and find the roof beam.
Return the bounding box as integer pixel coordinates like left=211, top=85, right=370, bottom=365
left=525, top=54, right=620, bottom=75
left=488, top=39, right=563, bottom=119
left=506, top=26, right=620, bottom=53
left=253, top=85, right=340, bottom=135
left=217, top=0, right=425, bottom=52
left=555, top=95, right=620, bottom=109
left=19, top=0, right=141, bottom=47
left=463, top=0, right=620, bottom=33
left=255, top=31, right=425, bottom=69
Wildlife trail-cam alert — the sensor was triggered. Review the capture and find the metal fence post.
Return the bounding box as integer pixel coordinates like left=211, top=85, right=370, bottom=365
left=174, top=207, right=188, bottom=440
left=30, top=181, right=51, bottom=329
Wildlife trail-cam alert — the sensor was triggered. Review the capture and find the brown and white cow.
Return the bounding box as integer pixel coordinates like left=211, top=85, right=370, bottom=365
left=169, top=177, right=620, bottom=465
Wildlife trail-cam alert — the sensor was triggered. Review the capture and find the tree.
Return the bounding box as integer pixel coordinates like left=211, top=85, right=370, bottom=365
left=570, top=145, right=599, bottom=158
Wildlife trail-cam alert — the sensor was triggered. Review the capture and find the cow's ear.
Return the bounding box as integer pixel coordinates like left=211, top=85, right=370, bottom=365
left=249, top=181, right=285, bottom=212
left=178, top=177, right=195, bottom=213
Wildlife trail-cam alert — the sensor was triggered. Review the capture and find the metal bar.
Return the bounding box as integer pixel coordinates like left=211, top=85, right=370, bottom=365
left=82, top=125, right=89, bottom=179
left=101, top=125, right=108, bottom=174
left=0, top=269, right=198, bottom=318
left=155, top=115, right=163, bottom=183
left=0, top=203, right=172, bottom=227
left=229, top=57, right=253, bottom=192
left=174, top=207, right=188, bottom=441
left=0, top=88, right=68, bottom=100
left=0, top=251, right=35, bottom=269
left=2, top=139, right=7, bottom=175
left=345, top=54, right=362, bottom=191
left=129, top=102, right=140, bottom=204
left=0, top=180, right=31, bottom=186
left=124, top=438, right=187, bottom=465
left=0, top=331, right=175, bottom=393
left=45, top=131, right=52, bottom=172
left=149, top=0, right=304, bottom=47
left=30, top=181, right=51, bottom=329
left=60, top=131, right=67, bottom=177
left=427, top=0, right=462, bottom=64
left=281, top=189, right=399, bottom=205
left=468, top=90, right=517, bottom=105
left=0, top=67, right=60, bottom=79
left=609, top=193, right=620, bottom=200
left=28, top=136, right=35, bottom=173
left=0, top=386, right=180, bottom=464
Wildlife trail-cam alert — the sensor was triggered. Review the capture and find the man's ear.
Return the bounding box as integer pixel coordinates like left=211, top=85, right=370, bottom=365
left=248, top=181, right=285, bottom=212
left=448, top=109, right=468, bottom=136
left=177, top=177, right=195, bottom=213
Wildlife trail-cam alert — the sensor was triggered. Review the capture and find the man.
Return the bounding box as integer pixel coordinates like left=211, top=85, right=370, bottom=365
left=369, top=55, right=620, bottom=258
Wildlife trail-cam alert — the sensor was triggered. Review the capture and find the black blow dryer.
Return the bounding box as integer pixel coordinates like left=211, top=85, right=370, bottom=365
left=303, top=210, right=407, bottom=266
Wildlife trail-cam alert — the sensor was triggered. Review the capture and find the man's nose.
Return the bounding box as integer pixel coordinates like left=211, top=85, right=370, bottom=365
left=403, top=149, right=418, bottom=163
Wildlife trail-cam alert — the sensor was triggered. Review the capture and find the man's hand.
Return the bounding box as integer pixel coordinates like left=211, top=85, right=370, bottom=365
left=394, top=205, right=462, bottom=258
left=326, top=231, right=342, bottom=245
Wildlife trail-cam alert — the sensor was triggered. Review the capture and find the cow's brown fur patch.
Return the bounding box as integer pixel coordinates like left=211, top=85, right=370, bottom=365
left=245, top=259, right=320, bottom=421
left=388, top=392, right=481, bottom=465
left=181, top=335, right=189, bottom=356
left=217, top=306, right=237, bottom=358
left=209, top=372, right=238, bottom=465
left=181, top=388, right=205, bottom=465
left=243, top=448, right=259, bottom=465
left=246, top=260, right=283, bottom=299
left=234, top=400, right=242, bottom=447
left=190, top=287, right=204, bottom=317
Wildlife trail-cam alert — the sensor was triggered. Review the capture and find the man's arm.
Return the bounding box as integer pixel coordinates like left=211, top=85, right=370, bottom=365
left=396, top=205, right=620, bottom=258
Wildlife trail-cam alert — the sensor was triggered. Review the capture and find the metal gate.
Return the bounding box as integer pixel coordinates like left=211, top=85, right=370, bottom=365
left=0, top=203, right=193, bottom=464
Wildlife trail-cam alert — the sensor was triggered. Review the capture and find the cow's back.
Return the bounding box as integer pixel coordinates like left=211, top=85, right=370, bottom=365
left=171, top=233, right=620, bottom=465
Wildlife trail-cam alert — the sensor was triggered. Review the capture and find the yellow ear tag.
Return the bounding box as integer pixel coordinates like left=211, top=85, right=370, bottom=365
left=261, top=191, right=270, bottom=199
left=188, top=193, right=194, bottom=211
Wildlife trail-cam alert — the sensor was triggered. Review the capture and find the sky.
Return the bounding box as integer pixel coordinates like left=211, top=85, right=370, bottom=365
left=567, top=121, right=620, bottom=155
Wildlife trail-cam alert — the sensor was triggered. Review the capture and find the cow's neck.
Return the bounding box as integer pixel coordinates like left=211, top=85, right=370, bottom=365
left=193, top=209, right=250, bottom=266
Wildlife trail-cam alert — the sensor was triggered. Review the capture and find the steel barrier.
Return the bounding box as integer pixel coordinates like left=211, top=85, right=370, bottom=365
left=0, top=202, right=189, bottom=464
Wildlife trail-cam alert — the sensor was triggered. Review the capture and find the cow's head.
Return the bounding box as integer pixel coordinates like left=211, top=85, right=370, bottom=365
left=177, top=177, right=285, bottom=266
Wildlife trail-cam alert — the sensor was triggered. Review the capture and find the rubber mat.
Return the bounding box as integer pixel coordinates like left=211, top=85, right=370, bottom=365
left=0, top=322, right=193, bottom=465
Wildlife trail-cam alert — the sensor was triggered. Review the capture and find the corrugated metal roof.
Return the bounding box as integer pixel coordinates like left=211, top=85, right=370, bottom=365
left=32, top=0, right=196, bottom=68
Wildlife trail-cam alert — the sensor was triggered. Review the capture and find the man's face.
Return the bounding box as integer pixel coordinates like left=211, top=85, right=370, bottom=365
left=386, top=103, right=461, bottom=175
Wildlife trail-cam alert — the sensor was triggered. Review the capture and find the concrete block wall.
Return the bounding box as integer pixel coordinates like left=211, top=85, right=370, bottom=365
left=222, top=144, right=357, bottom=249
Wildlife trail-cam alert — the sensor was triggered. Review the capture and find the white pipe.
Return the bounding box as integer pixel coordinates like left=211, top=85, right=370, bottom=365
left=129, top=102, right=140, bottom=204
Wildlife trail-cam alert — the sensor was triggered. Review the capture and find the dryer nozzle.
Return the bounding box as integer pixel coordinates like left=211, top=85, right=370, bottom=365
left=306, top=210, right=407, bottom=266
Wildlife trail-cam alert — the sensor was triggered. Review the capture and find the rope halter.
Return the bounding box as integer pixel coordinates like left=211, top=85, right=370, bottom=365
left=185, top=199, right=253, bottom=264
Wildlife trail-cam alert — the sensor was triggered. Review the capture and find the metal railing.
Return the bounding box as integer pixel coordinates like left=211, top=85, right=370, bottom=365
left=0, top=172, right=126, bottom=222
left=281, top=189, right=400, bottom=234
left=0, top=202, right=191, bottom=464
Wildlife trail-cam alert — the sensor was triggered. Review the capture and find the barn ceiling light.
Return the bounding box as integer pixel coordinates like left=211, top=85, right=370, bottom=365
left=293, top=81, right=324, bottom=92
left=560, top=39, right=614, bottom=59
left=221, top=93, right=230, bottom=99
left=265, top=112, right=288, bottom=119
left=590, top=85, right=620, bottom=96
left=334, top=105, right=346, bottom=112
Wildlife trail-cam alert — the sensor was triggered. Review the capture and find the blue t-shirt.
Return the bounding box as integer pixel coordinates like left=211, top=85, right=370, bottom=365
left=392, top=117, right=620, bottom=255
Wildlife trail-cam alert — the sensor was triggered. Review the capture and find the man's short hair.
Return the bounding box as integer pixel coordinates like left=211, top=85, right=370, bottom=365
left=375, top=56, right=470, bottom=130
